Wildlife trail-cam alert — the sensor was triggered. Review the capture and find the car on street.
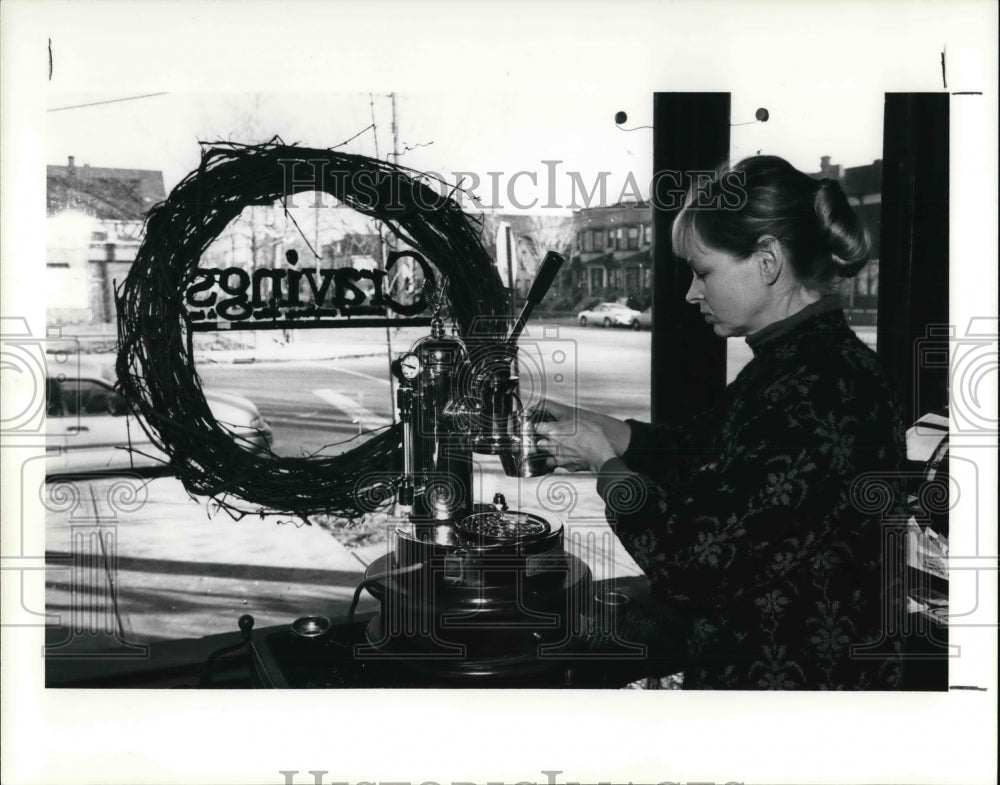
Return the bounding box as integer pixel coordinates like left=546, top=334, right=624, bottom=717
left=634, top=307, right=653, bottom=330
left=45, top=357, right=272, bottom=476
left=577, top=302, right=644, bottom=329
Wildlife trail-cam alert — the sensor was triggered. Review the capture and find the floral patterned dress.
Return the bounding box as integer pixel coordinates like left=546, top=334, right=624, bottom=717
left=597, top=297, right=907, bottom=689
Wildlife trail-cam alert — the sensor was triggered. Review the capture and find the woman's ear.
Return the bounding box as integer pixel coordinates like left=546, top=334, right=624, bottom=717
left=755, top=235, right=783, bottom=285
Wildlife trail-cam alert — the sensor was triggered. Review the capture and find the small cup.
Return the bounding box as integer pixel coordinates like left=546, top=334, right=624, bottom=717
left=500, top=419, right=553, bottom=478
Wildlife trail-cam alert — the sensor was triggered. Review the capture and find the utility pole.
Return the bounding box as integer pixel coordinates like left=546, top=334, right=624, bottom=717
left=387, top=92, right=410, bottom=315
left=390, top=92, right=399, bottom=166
left=388, top=93, right=400, bottom=261
left=371, top=93, right=398, bottom=422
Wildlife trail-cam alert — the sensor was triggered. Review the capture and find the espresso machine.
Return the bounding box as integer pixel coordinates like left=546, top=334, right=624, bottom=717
left=358, top=252, right=593, bottom=678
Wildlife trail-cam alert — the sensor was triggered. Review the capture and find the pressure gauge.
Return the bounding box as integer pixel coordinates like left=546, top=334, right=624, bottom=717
left=394, top=352, right=421, bottom=381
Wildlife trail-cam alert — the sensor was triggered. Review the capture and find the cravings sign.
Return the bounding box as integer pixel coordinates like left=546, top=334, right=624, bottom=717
left=185, top=249, right=436, bottom=327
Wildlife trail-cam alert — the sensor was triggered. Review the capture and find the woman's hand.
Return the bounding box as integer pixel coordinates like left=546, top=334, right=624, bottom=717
left=528, top=400, right=630, bottom=473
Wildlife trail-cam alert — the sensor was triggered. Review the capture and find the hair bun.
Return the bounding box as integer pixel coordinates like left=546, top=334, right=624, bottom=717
left=813, top=179, right=870, bottom=279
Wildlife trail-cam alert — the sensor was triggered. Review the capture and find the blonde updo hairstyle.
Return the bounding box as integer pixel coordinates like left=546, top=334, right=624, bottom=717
left=672, top=155, right=871, bottom=292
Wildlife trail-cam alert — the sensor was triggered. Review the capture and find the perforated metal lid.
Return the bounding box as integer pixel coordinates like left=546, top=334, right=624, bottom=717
left=455, top=510, right=550, bottom=542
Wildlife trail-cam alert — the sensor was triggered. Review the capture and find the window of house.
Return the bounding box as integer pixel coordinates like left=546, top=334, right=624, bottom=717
left=627, top=226, right=640, bottom=251
left=590, top=267, right=604, bottom=290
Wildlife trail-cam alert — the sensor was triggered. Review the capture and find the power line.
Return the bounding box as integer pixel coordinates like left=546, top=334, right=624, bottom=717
left=48, top=92, right=169, bottom=113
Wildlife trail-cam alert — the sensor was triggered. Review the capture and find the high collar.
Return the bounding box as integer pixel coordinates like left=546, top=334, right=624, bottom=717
left=745, top=295, right=844, bottom=355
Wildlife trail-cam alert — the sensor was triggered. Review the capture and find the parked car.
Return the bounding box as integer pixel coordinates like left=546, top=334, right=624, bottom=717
left=577, top=302, right=643, bottom=329
left=634, top=307, right=653, bottom=330
left=46, top=357, right=272, bottom=476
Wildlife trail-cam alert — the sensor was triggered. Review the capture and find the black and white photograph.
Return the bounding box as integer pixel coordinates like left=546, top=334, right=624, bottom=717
left=2, top=2, right=997, bottom=784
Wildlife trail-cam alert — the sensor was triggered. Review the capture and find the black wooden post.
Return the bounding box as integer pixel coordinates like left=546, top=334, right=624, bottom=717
left=877, top=93, right=950, bottom=690
left=650, top=93, right=730, bottom=424
left=877, top=93, right=950, bottom=427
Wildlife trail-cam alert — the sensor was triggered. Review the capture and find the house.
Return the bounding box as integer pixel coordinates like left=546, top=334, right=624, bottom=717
left=812, top=156, right=881, bottom=322
left=570, top=201, right=653, bottom=307
left=568, top=157, right=882, bottom=319
left=47, top=156, right=166, bottom=323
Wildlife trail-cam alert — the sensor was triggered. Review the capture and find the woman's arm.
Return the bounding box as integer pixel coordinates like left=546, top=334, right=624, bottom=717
left=530, top=400, right=632, bottom=468
left=532, top=399, right=720, bottom=481
left=597, top=393, right=899, bottom=611
left=619, top=406, right=720, bottom=482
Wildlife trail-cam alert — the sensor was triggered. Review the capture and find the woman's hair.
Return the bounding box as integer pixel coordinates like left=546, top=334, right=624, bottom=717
left=671, top=155, right=871, bottom=288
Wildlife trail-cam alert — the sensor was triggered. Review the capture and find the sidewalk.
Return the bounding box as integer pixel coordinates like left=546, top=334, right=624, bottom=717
left=49, top=322, right=431, bottom=365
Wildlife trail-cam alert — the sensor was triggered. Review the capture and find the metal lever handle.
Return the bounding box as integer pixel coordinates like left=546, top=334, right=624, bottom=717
left=504, top=251, right=565, bottom=349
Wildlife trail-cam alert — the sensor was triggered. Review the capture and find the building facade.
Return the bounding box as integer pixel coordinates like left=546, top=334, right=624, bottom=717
left=568, top=157, right=882, bottom=319
left=570, top=202, right=653, bottom=308
left=812, top=156, right=881, bottom=322
left=47, top=156, right=166, bottom=324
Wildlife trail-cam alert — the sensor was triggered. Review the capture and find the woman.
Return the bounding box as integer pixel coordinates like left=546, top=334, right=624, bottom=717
left=534, top=156, right=906, bottom=690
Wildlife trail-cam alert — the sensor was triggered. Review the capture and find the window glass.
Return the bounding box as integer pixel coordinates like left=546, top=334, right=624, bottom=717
left=627, top=226, right=640, bottom=250
left=61, top=379, right=124, bottom=416
left=46, top=378, right=64, bottom=417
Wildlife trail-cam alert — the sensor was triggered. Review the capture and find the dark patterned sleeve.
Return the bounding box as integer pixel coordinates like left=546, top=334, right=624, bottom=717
left=620, top=405, right=719, bottom=487
left=598, top=393, right=879, bottom=611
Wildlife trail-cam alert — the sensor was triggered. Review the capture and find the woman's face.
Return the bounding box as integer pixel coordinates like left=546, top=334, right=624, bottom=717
left=683, top=236, right=770, bottom=337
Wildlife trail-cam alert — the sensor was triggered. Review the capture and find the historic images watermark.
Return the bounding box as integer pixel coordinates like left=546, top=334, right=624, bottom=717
left=847, top=318, right=999, bottom=662
left=1, top=317, right=150, bottom=656
left=914, top=319, right=998, bottom=634
left=277, top=771, right=744, bottom=785
left=277, top=159, right=748, bottom=212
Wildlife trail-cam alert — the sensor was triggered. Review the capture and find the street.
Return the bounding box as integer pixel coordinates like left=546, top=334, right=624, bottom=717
left=199, top=355, right=397, bottom=457
left=195, top=322, right=876, bottom=457
left=196, top=323, right=658, bottom=458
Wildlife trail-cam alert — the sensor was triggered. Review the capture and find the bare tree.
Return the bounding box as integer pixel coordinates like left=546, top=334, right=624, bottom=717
left=481, top=213, right=577, bottom=298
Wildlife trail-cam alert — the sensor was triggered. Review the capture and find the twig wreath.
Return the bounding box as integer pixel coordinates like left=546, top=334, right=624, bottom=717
left=115, top=141, right=506, bottom=521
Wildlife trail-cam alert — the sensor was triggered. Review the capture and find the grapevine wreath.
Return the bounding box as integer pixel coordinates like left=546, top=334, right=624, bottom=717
left=116, top=141, right=507, bottom=521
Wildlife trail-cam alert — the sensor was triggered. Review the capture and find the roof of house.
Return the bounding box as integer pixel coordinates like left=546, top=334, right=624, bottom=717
left=842, top=160, right=882, bottom=196
left=47, top=159, right=167, bottom=221
left=573, top=202, right=653, bottom=222
left=810, top=158, right=882, bottom=197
